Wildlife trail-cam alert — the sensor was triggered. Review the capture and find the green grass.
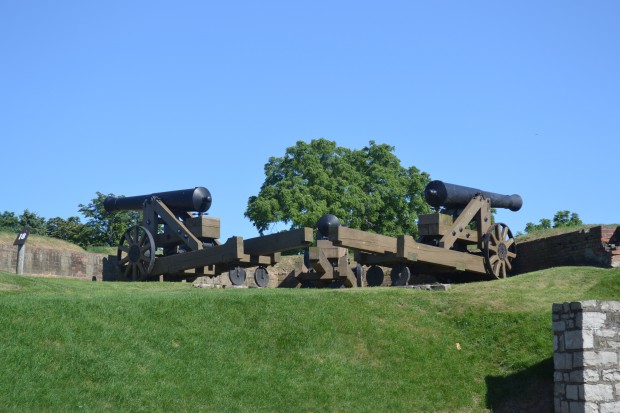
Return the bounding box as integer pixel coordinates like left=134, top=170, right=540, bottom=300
left=0, top=267, right=618, bottom=412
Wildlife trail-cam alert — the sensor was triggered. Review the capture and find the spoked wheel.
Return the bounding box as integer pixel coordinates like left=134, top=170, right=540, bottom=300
left=229, top=266, right=247, bottom=286
left=117, top=226, right=156, bottom=281
left=254, top=267, right=270, bottom=288
left=390, top=264, right=411, bottom=286
left=483, top=223, right=517, bottom=279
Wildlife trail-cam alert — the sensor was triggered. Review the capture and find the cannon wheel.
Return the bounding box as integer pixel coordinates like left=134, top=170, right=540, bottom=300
left=483, top=223, right=517, bottom=279
left=229, top=266, right=246, bottom=286
left=254, top=267, right=269, bottom=288
left=366, top=265, right=384, bottom=287
left=354, top=264, right=364, bottom=287
left=117, top=226, right=156, bottom=281
left=390, top=264, right=411, bottom=286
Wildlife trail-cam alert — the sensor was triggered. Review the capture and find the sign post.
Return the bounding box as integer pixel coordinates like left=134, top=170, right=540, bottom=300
left=13, top=227, right=30, bottom=275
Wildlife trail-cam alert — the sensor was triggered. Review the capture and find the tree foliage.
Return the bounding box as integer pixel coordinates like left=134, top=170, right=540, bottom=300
left=0, top=194, right=139, bottom=248
left=46, top=216, right=95, bottom=248
left=78, top=192, right=140, bottom=247
left=524, top=210, right=583, bottom=233
left=245, top=139, right=431, bottom=237
left=0, top=211, right=20, bottom=232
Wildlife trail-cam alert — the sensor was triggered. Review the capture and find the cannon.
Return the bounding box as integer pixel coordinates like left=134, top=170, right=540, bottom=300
left=104, top=187, right=213, bottom=214
left=104, top=187, right=313, bottom=285
left=327, top=180, right=523, bottom=284
left=424, top=180, right=522, bottom=212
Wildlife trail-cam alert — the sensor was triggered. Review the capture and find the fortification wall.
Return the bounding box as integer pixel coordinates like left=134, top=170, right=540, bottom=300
left=553, top=301, right=620, bottom=413
left=513, top=226, right=620, bottom=274
left=0, top=244, right=113, bottom=280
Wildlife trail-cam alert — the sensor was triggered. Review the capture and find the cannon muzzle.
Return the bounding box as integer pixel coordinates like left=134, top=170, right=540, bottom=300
left=424, top=180, right=522, bottom=211
left=104, top=187, right=212, bottom=213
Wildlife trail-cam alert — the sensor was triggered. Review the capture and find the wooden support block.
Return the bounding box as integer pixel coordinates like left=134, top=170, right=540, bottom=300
left=185, top=216, right=221, bottom=239
left=418, top=213, right=454, bottom=236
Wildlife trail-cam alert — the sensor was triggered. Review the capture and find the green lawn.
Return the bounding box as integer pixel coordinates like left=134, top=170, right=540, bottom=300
left=1, top=267, right=618, bottom=412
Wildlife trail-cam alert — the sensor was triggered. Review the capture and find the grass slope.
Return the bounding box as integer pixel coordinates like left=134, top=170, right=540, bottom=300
left=0, top=267, right=618, bottom=412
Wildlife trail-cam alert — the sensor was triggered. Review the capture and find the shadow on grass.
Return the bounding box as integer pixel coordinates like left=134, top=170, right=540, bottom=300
left=485, top=358, right=554, bottom=413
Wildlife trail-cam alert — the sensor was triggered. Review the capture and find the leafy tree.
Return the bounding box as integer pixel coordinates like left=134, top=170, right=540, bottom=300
left=553, top=210, right=583, bottom=228
left=78, top=192, right=140, bottom=246
left=245, top=139, right=431, bottom=237
left=0, top=211, right=20, bottom=232
left=524, top=211, right=582, bottom=233
left=46, top=216, right=95, bottom=248
left=18, top=209, right=47, bottom=235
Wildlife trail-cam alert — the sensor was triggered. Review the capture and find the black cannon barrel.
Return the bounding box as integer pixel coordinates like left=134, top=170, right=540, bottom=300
left=103, top=187, right=212, bottom=213
left=424, top=180, right=522, bottom=211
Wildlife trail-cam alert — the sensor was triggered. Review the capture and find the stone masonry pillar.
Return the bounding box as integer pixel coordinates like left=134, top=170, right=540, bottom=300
left=552, top=301, right=620, bottom=413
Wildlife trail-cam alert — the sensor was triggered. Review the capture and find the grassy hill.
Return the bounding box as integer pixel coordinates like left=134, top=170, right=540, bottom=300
left=0, top=267, right=619, bottom=412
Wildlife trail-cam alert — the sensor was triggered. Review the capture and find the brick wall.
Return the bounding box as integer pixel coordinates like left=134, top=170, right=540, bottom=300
left=553, top=301, right=620, bottom=413
left=513, top=226, right=620, bottom=274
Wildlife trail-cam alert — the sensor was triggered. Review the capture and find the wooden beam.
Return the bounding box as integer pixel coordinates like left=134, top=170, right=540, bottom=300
left=243, top=228, right=313, bottom=256
left=329, top=226, right=398, bottom=254
left=150, top=236, right=244, bottom=276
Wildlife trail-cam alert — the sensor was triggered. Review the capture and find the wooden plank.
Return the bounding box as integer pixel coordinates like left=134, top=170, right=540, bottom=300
left=150, top=236, right=244, bottom=276
left=243, top=228, right=313, bottom=256
left=329, top=226, right=398, bottom=254
left=397, top=235, right=486, bottom=274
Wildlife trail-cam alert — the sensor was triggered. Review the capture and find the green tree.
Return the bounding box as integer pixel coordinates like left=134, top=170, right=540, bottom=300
left=0, top=211, right=20, bottom=232
left=245, top=139, right=431, bottom=237
left=553, top=210, right=583, bottom=228
left=79, top=192, right=140, bottom=246
left=46, top=216, right=95, bottom=248
left=524, top=211, right=582, bottom=233
left=18, top=209, right=47, bottom=235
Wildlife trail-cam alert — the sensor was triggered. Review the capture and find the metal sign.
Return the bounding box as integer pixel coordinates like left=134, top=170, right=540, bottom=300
left=13, top=227, right=30, bottom=246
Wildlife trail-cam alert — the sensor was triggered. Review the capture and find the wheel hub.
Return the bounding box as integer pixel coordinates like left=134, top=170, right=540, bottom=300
left=497, top=243, right=508, bottom=261
left=128, top=244, right=141, bottom=263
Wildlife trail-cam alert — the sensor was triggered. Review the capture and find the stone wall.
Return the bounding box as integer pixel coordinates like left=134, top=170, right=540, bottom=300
left=552, top=301, right=620, bottom=413
left=0, top=244, right=112, bottom=280
left=514, top=226, right=620, bottom=274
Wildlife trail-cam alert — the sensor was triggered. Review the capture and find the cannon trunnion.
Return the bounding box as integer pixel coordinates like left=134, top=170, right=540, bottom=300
left=104, top=188, right=313, bottom=285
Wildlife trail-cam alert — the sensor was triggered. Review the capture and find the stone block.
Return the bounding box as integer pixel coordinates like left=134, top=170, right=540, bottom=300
left=600, top=401, right=620, bottom=413
left=555, top=353, right=573, bottom=370
left=602, top=369, right=620, bottom=382
left=583, top=369, right=601, bottom=383
left=566, top=384, right=580, bottom=400
left=597, top=329, right=618, bottom=339
left=579, top=312, right=608, bottom=329
left=566, top=330, right=590, bottom=350
left=554, top=321, right=567, bottom=332
left=580, top=301, right=600, bottom=311
left=601, top=301, right=620, bottom=312
left=583, top=384, right=614, bottom=402
left=575, top=351, right=618, bottom=368
left=553, top=303, right=565, bottom=313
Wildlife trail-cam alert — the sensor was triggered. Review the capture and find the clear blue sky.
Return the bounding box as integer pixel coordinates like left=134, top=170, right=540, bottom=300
left=1, top=1, right=618, bottom=241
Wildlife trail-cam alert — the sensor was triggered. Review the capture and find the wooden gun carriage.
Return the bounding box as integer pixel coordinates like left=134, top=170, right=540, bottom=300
left=327, top=181, right=523, bottom=285
left=104, top=187, right=313, bottom=286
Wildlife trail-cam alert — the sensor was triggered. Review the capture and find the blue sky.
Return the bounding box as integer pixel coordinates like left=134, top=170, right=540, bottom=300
left=1, top=1, right=618, bottom=241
